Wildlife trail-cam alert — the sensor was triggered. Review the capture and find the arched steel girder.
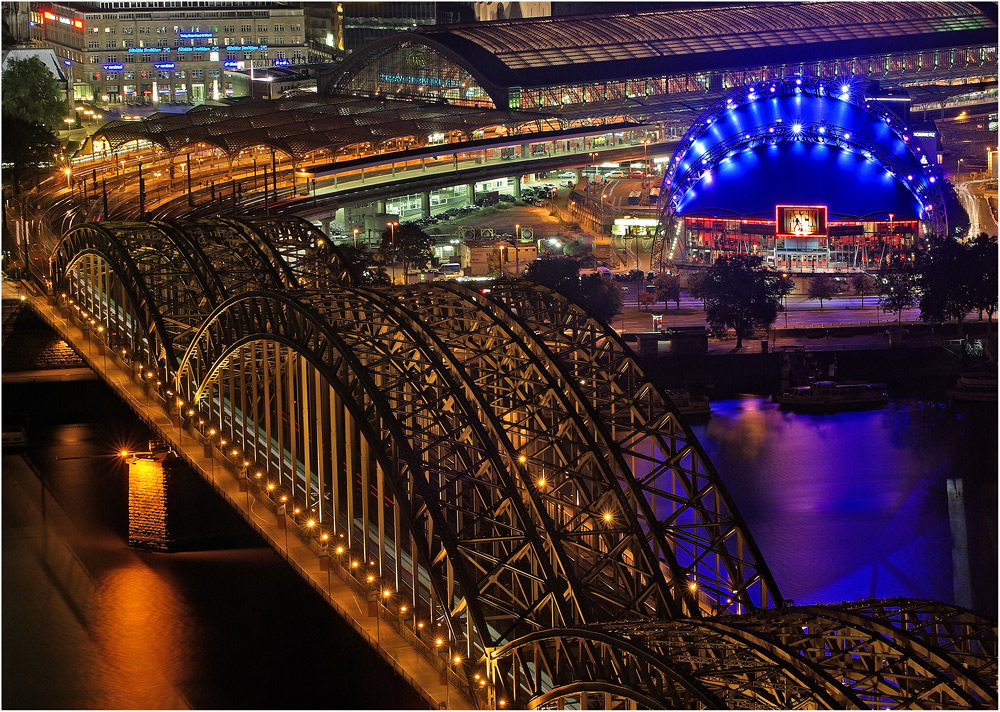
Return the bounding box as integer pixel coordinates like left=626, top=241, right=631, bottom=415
left=528, top=681, right=666, bottom=710
left=351, top=286, right=584, bottom=644
left=481, top=281, right=780, bottom=615
left=486, top=627, right=724, bottom=709
left=393, top=283, right=683, bottom=621
left=838, top=598, right=998, bottom=684
left=594, top=617, right=867, bottom=710
left=238, top=216, right=362, bottom=287
left=52, top=221, right=214, bottom=378
left=174, top=289, right=491, bottom=649
left=785, top=604, right=997, bottom=707
left=161, top=219, right=291, bottom=293
left=323, top=34, right=506, bottom=109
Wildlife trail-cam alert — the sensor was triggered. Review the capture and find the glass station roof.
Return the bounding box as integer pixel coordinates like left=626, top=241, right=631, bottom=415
left=419, top=1, right=994, bottom=84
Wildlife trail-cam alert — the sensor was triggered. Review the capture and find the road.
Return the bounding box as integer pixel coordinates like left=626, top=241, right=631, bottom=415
left=955, top=178, right=999, bottom=238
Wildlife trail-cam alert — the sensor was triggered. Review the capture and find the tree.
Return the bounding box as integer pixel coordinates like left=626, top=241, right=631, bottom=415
left=807, top=274, right=837, bottom=309
left=685, top=270, right=707, bottom=308
left=1, top=57, right=66, bottom=130
left=916, top=235, right=977, bottom=334
left=578, top=273, right=623, bottom=323
left=336, top=244, right=390, bottom=286
left=638, top=291, right=657, bottom=311
left=970, top=233, right=998, bottom=324
left=851, top=272, right=876, bottom=308
left=2, top=115, right=58, bottom=190
left=876, top=255, right=918, bottom=322
left=654, top=273, right=680, bottom=310
left=379, top=223, right=433, bottom=281
left=524, top=257, right=622, bottom=323
left=701, top=254, right=787, bottom=349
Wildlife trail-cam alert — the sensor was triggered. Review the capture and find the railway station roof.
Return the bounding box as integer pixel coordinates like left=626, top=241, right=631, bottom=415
left=334, top=1, right=996, bottom=91
left=85, top=95, right=543, bottom=158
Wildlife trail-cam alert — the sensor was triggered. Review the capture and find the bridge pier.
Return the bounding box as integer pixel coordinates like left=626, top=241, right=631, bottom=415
left=126, top=452, right=175, bottom=551
left=514, top=176, right=522, bottom=202
left=421, top=191, right=431, bottom=218
left=467, top=183, right=476, bottom=205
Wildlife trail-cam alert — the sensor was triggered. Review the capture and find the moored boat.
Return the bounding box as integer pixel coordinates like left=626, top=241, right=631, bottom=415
left=777, top=381, right=888, bottom=411
left=947, top=373, right=998, bottom=403
left=665, top=389, right=711, bottom=418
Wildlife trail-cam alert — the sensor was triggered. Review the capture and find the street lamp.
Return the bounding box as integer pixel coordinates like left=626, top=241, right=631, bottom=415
left=514, top=223, right=521, bottom=276
left=386, top=221, right=398, bottom=284
left=353, top=228, right=359, bottom=249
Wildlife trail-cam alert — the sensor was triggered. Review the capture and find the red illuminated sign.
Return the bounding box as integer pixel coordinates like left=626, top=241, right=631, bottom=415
left=73, top=19, right=83, bottom=28
left=43, top=11, right=55, bottom=20
left=776, top=205, right=827, bottom=238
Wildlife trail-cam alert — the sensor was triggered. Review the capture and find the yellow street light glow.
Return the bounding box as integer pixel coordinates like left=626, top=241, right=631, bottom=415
left=293, top=508, right=301, bottom=515
left=209, top=428, right=216, bottom=435
left=255, top=472, right=262, bottom=478
left=518, top=455, right=526, bottom=464
left=321, top=533, right=329, bottom=541
left=336, top=546, right=344, bottom=554
left=366, top=574, right=374, bottom=583
left=603, top=512, right=613, bottom=522
left=120, top=450, right=129, bottom=457
left=400, top=605, right=407, bottom=613
left=435, top=638, right=443, bottom=646
left=280, top=495, right=287, bottom=502
left=267, top=483, right=275, bottom=490
left=351, top=561, right=359, bottom=568
left=417, top=622, right=424, bottom=629
left=382, top=589, right=391, bottom=598
left=537, top=477, right=545, bottom=487
left=306, top=519, right=316, bottom=527
left=231, top=449, right=238, bottom=456
left=689, top=581, right=698, bottom=591
left=453, top=655, right=461, bottom=664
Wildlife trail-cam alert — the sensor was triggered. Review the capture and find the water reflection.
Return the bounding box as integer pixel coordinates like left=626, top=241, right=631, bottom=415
left=691, top=397, right=997, bottom=616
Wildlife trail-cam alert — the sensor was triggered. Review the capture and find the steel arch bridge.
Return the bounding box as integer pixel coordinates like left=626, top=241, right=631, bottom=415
left=47, top=218, right=996, bottom=709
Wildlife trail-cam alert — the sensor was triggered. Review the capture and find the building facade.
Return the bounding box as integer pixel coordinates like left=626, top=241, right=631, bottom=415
left=30, top=1, right=307, bottom=105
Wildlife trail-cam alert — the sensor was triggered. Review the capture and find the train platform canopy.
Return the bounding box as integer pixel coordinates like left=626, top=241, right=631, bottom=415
left=662, top=77, right=945, bottom=226
left=82, top=95, right=547, bottom=158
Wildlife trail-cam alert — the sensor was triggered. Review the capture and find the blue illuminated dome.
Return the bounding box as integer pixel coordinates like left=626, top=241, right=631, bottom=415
left=662, top=77, right=944, bottom=229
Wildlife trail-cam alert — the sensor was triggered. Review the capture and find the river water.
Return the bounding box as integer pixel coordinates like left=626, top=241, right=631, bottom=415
left=2, top=382, right=996, bottom=709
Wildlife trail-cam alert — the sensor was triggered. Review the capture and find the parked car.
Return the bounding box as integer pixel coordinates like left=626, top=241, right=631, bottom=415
left=558, top=171, right=577, bottom=179
left=606, top=170, right=625, bottom=179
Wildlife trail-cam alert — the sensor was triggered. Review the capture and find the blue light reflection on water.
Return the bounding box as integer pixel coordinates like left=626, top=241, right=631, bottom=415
left=690, top=397, right=996, bottom=615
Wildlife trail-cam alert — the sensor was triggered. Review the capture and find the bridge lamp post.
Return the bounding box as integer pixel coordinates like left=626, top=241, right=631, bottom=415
left=514, top=224, right=521, bottom=276
left=353, top=228, right=359, bottom=249
left=435, top=637, right=454, bottom=709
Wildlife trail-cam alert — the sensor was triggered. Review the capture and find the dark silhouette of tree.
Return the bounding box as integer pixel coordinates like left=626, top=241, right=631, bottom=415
left=685, top=270, right=707, bottom=308
left=2, top=57, right=66, bottom=130
left=701, top=254, right=788, bottom=348
left=876, top=255, right=918, bottom=322
left=578, top=273, right=623, bottom=323
left=524, top=257, right=622, bottom=323
left=851, top=272, right=876, bottom=308
left=970, top=233, right=997, bottom=325
left=336, top=244, right=390, bottom=286
left=379, top=223, right=433, bottom=281
left=2, top=116, right=58, bottom=190
left=654, top=273, right=680, bottom=310
left=638, top=291, right=657, bottom=311
left=917, top=235, right=978, bottom=335
left=807, top=274, right=837, bottom=309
